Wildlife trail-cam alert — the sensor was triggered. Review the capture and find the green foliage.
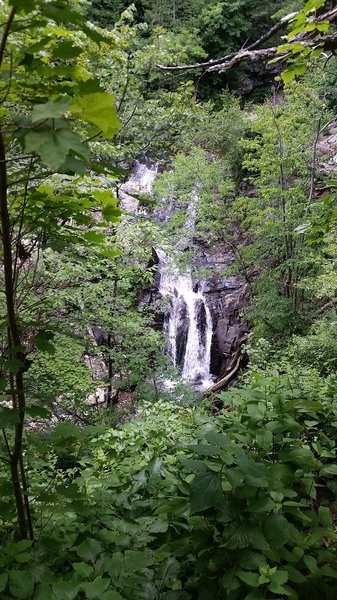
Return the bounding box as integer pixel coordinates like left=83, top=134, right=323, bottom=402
left=226, top=80, right=331, bottom=336
left=87, top=0, right=291, bottom=61
left=2, top=3, right=337, bottom=600
left=155, top=147, right=234, bottom=248
left=2, top=378, right=337, bottom=598
left=26, top=333, right=96, bottom=415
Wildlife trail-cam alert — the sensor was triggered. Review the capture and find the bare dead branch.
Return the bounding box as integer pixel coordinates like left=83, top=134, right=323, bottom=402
left=157, top=7, right=337, bottom=75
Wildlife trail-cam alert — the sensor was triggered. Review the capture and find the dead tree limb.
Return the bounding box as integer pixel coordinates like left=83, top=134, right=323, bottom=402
left=206, top=354, right=242, bottom=394
left=158, top=7, right=337, bottom=74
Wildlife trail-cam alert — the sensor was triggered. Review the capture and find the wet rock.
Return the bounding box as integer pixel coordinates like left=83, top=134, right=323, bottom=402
left=175, top=297, right=189, bottom=367
left=196, top=299, right=207, bottom=352
left=193, top=241, right=250, bottom=378
left=91, top=325, right=109, bottom=346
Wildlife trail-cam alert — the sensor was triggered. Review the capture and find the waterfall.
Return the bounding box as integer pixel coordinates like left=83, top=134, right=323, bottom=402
left=124, top=160, right=214, bottom=390
left=157, top=250, right=213, bottom=390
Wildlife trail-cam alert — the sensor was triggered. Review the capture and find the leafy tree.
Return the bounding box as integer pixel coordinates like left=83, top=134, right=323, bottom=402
left=0, top=0, right=120, bottom=538
left=227, top=81, right=330, bottom=335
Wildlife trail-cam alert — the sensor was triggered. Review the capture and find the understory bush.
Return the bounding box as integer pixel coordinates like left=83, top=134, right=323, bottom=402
left=1, top=379, right=337, bottom=599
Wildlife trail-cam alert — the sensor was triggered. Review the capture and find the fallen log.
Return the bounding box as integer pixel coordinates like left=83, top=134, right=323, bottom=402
left=205, top=352, right=242, bottom=395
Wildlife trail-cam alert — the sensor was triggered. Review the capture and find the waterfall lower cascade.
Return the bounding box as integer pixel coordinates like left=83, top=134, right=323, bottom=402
left=157, top=250, right=214, bottom=390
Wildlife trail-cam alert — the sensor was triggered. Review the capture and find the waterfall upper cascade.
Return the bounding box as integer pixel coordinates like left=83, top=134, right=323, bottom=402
left=119, top=161, right=158, bottom=212
left=123, top=160, right=214, bottom=390
left=126, top=161, right=158, bottom=194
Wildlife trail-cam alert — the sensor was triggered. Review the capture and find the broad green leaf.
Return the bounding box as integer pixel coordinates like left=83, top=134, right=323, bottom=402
left=59, top=155, right=87, bottom=175
left=102, top=204, right=121, bottom=223
left=303, top=555, right=320, bottom=574
left=52, top=581, right=80, bottom=600
left=100, top=248, right=121, bottom=258
left=282, top=446, right=317, bottom=469
left=320, top=464, right=337, bottom=476
left=248, top=497, right=275, bottom=513
left=25, top=405, right=50, bottom=419
left=226, top=526, right=270, bottom=551
left=9, top=571, right=34, bottom=599
left=303, top=0, right=326, bottom=12
left=34, top=330, right=55, bottom=354
left=83, top=231, right=105, bottom=244
left=24, top=126, right=89, bottom=170
left=40, top=3, right=82, bottom=24
left=188, top=444, right=221, bottom=457
left=179, top=457, right=208, bottom=471
left=34, top=582, right=53, bottom=600
left=14, top=552, right=31, bottom=564
left=204, top=430, right=230, bottom=448
left=222, top=572, right=240, bottom=592
left=93, top=190, right=121, bottom=222
left=320, top=566, right=337, bottom=578
left=82, top=577, right=110, bottom=600
left=264, top=514, right=291, bottom=549
left=52, top=42, right=84, bottom=59
left=101, top=593, right=125, bottom=600
left=282, top=64, right=307, bottom=83
left=268, top=583, right=290, bottom=595
left=1, top=358, right=23, bottom=374
left=238, top=552, right=266, bottom=571
left=269, top=569, right=288, bottom=587
left=158, top=557, right=180, bottom=582
left=72, top=562, right=94, bottom=579
left=0, top=407, right=20, bottom=427
left=71, top=93, right=120, bottom=138
left=285, top=566, right=306, bottom=583
left=244, top=593, right=266, bottom=600
left=237, top=571, right=260, bottom=587
left=12, top=540, right=33, bottom=553
left=282, top=68, right=297, bottom=84
left=190, top=472, right=223, bottom=514
left=318, top=506, right=333, bottom=528
left=0, top=573, right=8, bottom=593
left=89, top=161, right=127, bottom=177
left=124, top=550, right=153, bottom=572
left=75, top=538, right=102, bottom=562
left=9, top=0, right=36, bottom=11
left=105, top=552, right=124, bottom=578
left=31, top=99, right=70, bottom=123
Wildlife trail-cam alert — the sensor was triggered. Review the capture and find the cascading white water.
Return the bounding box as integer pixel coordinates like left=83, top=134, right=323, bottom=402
left=126, top=161, right=158, bottom=194
left=157, top=250, right=213, bottom=390
left=124, top=160, right=214, bottom=390
left=119, top=161, right=158, bottom=213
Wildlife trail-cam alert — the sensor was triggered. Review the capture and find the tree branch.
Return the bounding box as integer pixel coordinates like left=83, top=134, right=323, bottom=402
left=0, top=7, right=16, bottom=68
left=158, top=7, right=337, bottom=74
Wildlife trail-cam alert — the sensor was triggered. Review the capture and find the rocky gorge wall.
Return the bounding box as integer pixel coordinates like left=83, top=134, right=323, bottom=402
left=142, top=239, right=249, bottom=390
left=122, top=160, right=250, bottom=391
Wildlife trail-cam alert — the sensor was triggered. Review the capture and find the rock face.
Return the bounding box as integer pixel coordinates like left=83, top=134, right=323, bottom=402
left=192, top=241, right=250, bottom=379
left=317, top=119, right=337, bottom=174
left=142, top=240, right=249, bottom=387
left=229, top=62, right=281, bottom=98
left=175, top=295, right=189, bottom=368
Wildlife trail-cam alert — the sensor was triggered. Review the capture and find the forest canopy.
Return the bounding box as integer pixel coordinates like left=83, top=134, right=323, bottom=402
left=1, top=1, right=337, bottom=599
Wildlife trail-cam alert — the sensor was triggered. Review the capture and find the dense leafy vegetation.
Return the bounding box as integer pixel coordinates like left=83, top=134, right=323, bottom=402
left=1, top=0, right=337, bottom=598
